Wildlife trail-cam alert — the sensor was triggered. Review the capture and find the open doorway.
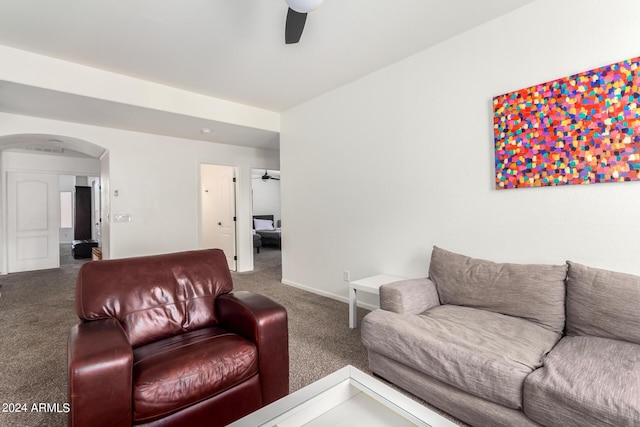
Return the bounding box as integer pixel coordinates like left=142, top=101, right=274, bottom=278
left=59, top=175, right=101, bottom=262
left=0, top=134, right=108, bottom=275
left=251, top=169, right=281, bottom=270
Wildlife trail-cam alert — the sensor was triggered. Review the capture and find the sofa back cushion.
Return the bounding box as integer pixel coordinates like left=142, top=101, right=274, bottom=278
left=566, top=261, right=640, bottom=345
left=428, top=246, right=567, bottom=333
left=76, top=249, right=233, bottom=347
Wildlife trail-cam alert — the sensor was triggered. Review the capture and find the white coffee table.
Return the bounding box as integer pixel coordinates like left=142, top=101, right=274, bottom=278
left=228, top=365, right=458, bottom=427
left=349, top=274, right=404, bottom=328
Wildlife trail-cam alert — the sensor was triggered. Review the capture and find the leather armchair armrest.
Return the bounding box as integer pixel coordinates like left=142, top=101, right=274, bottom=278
left=380, top=278, right=441, bottom=314
left=217, top=291, right=289, bottom=404
left=68, top=317, right=133, bottom=427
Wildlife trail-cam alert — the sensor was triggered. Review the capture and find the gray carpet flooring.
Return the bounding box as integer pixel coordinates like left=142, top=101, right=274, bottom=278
left=0, top=246, right=372, bottom=426
left=235, top=248, right=371, bottom=392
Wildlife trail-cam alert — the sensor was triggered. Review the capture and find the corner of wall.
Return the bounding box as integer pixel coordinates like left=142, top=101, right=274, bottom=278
left=0, top=150, right=5, bottom=274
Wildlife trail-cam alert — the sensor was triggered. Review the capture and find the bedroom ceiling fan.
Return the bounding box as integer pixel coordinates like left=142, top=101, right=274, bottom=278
left=284, top=0, right=324, bottom=44
left=254, top=170, right=280, bottom=181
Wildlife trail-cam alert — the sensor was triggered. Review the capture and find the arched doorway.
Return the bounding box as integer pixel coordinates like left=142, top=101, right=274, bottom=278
left=0, top=134, right=109, bottom=274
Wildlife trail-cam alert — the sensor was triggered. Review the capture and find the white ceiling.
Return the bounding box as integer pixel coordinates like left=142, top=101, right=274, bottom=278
left=0, top=0, right=534, bottom=151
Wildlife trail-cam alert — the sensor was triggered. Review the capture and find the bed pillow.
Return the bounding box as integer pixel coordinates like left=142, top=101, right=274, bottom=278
left=254, top=218, right=274, bottom=231
left=428, top=246, right=567, bottom=334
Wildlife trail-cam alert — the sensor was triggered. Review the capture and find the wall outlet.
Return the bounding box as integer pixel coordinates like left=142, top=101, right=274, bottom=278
left=343, top=270, right=350, bottom=282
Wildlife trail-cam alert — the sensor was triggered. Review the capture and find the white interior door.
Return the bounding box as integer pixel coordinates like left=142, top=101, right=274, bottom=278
left=7, top=172, right=60, bottom=273
left=201, top=164, right=237, bottom=270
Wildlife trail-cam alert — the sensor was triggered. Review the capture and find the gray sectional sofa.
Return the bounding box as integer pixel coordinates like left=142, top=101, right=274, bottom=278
left=361, top=246, right=640, bottom=427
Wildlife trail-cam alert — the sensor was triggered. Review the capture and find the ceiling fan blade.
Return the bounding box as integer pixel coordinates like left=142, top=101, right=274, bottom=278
left=285, top=8, right=307, bottom=44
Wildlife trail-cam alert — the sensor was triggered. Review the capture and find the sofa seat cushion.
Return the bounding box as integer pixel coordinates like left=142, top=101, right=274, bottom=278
left=132, top=326, right=259, bottom=423
left=362, top=304, right=560, bottom=409
left=524, top=336, right=640, bottom=427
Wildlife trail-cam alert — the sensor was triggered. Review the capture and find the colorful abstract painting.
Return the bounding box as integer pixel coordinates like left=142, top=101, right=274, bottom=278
left=493, top=56, right=640, bottom=189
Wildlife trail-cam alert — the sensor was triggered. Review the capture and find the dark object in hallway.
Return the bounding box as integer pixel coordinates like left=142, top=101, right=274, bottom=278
left=73, top=186, right=92, bottom=240
left=71, top=239, right=98, bottom=259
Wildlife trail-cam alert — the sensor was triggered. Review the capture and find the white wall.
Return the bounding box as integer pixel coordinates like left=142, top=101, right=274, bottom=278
left=252, top=173, right=281, bottom=226
left=2, top=150, right=100, bottom=175
left=0, top=44, right=279, bottom=133
left=59, top=174, right=75, bottom=243
left=0, top=151, right=3, bottom=273
left=0, top=112, right=279, bottom=272
left=281, top=0, right=640, bottom=308
left=100, top=151, right=111, bottom=260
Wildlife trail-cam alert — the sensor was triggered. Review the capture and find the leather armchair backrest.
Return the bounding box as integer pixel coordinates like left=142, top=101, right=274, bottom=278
left=75, top=249, right=233, bottom=347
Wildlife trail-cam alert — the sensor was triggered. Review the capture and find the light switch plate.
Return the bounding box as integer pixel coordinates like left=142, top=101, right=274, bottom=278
left=113, top=213, right=132, bottom=223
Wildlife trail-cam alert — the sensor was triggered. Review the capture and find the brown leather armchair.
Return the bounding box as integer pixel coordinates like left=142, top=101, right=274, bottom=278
left=68, top=249, right=288, bottom=427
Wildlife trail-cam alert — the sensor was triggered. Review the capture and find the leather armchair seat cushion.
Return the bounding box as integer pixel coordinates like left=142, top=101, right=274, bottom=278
left=132, top=327, right=259, bottom=423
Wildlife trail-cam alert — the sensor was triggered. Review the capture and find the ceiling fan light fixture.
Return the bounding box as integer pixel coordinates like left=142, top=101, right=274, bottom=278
left=285, top=0, right=323, bottom=14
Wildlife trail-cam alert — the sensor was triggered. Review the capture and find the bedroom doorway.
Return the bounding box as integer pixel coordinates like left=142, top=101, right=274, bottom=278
left=200, top=164, right=237, bottom=271
left=251, top=168, right=281, bottom=271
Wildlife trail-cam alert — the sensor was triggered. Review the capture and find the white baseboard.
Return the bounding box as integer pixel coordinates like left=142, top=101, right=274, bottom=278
left=280, top=279, right=379, bottom=311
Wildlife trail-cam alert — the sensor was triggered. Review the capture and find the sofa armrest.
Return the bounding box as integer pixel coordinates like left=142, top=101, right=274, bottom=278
left=380, top=278, right=441, bottom=314
left=217, top=291, right=289, bottom=404
left=68, top=317, right=133, bottom=427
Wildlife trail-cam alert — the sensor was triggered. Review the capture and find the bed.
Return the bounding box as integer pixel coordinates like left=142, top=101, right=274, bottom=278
left=253, top=215, right=281, bottom=248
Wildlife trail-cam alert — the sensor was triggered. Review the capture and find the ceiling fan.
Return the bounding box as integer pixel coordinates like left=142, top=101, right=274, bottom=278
left=254, top=170, right=280, bottom=181
left=284, top=0, right=324, bottom=44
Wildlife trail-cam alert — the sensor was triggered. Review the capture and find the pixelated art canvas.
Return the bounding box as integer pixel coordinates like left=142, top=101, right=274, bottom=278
left=493, top=56, right=640, bottom=189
